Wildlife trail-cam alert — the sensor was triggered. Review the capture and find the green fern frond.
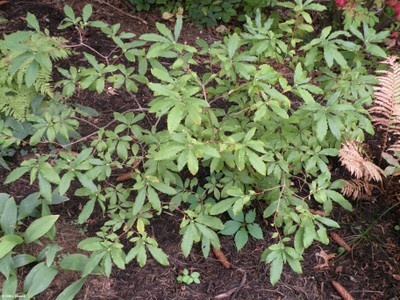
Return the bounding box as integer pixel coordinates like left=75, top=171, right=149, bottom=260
left=0, top=30, right=71, bottom=120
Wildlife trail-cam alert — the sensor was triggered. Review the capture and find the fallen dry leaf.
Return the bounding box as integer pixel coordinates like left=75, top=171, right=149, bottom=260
left=393, top=274, right=400, bottom=281
left=314, top=248, right=336, bottom=270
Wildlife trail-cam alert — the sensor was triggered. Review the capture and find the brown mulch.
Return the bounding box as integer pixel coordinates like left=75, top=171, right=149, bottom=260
left=0, top=1, right=399, bottom=299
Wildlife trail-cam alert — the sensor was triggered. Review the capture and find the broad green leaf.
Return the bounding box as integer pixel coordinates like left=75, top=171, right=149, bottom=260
left=132, top=188, right=146, bottom=215
left=227, top=33, right=240, bottom=59
left=247, top=224, right=263, bottom=239
left=156, top=22, right=174, bottom=40
left=187, top=150, right=198, bottom=175
left=154, top=143, right=185, bottom=160
left=38, top=173, right=52, bottom=201
left=147, top=244, right=169, bottom=266
left=82, top=252, right=106, bottom=277
left=246, top=149, right=266, bottom=175
left=63, top=5, right=76, bottom=20
left=77, top=237, right=104, bottom=252
left=78, top=199, right=96, bottom=224
left=1, top=197, right=17, bottom=234
left=147, top=186, right=161, bottom=212
left=55, top=277, right=86, bottom=300
left=181, top=226, right=194, bottom=257
left=39, top=162, right=61, bottom=184
left=220, top=220, right=241, bottom=235
left=287, top=256, right=303, bottom=274
left=234, top=227, right=248, bottom=251
left=167, top=106, right=184, bottom=133
left=0, top=234, right=24, bottom=260
left=111, top=247, right=126, bottom=270
left=4, top=167, right=29, bottom=184
left=269, top=254, right=283, bottom=286
left=2, top=274, right=17, bottom=298
left=82, top=4, right=93, bottom=23
left=174, top=15, right=183, bottom=41
left=151, top=67, right=174, bottom=83
left=209, top=197, right=237, bottom=215
left=24, top=215, right=59, bottom=243
left=150, top=182, right=176, bottom=195
left=326, top=190, right=352, bottom=210
left=315, top=113, right=327, bottom=141
left=25, top=60, right=39, bottom=87
left=13, top=254, right=36, bottom=268
left=18, top=192, right=40, bottom=220
left=24, top=262, right=58, bottom=298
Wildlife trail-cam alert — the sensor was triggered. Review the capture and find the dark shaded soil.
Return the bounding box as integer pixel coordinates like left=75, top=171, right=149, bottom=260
left=0, top=1, right=399, bottom=299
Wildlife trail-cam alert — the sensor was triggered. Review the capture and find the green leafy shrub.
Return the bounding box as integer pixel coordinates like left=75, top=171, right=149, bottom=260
left=0, top=1, right=394, bottom=298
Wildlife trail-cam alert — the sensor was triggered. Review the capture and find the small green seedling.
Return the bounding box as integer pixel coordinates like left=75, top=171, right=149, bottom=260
left=177, top=269, right=200, bottom=285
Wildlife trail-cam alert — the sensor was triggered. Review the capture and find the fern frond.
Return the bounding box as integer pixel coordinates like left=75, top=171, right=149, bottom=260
left=369, top=56, right=400, bottom=136
left=339, top=140, right=384, bottom=182
left=341, top=179, right=373, bottom=200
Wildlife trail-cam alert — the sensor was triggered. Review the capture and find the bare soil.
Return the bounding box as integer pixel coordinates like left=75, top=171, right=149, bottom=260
left=0, top=1, right=399, bottom=299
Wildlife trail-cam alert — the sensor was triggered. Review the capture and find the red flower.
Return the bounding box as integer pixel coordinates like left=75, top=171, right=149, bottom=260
left=336, top=0, right=345, bottom=7
left=387, top=0, right=398, bottom=7
left=395, top=4, right=400, bottom=14
left=392, top=31, right=399, bottom=39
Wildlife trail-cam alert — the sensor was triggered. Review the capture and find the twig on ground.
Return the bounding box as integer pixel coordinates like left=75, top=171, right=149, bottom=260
left=214, top=268, right=246, bottom=299
left=94, top=0, right=148, bottom=25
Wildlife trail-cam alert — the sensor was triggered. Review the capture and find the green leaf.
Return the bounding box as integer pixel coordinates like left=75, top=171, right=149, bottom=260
left=174, top=15, right=183, bottom=41
left=147, top=244, right=169, bottom=266
left=247, top=224, right=263, bottom=239
left=187, top=150, right=198, bottom=175
left=303, top=218, right=316, bottom=248
left=150, top=182, right=176, bottom=195
left=147, top=186, right=161, bottom=212
left=181, top=226, right=194, bottom=257
left=234, top=227, right=248, bottom=251
left=25, top=60, right=39, bottom=87
left=77, top=237, right=104, bottom=252
left=76, top=173, right=97, bottom=193
left=268, top=101, right=289, bottom=119
left=156, top=22, right=174, bottom=40
left=246, top=149, right=266, bottom=175
left=24, top=215, right=59, bottom=243
left=78, top=199, right=96, bottom=224
left=365, top=44, right=387, bottom=58
left=4, top=167, right=29, bottom=184
left=326, top=190, right=352, bottom=210
left=38, top=173, right=52, bottom=201
left=269, top=254, right=283, bottom=286
left=2, top=274, right=17, bottom=298
left=1, top=197, right=17, bottom=234
left=55, top=277, right=86, bottom=300
left=209, top=197, right=237, bottom=215
left=151, top=67, right=174, bottom=83
left=111, top=247, right=126, bottom=270
left=0, top=234, right=24, bottom=260
left=315, top=113, right=327, bottom=141
left=60, top=254, right=88, bottom=272
left=167, top=106, right=184, bottom=133
left=40, top=162, right=61, bottom=184
left=287, top=256, right=303, bottom=274
left=227, top=33, right=240, bottom=59
left=18, top=192, right=40, bottom=220
left=154, top=143, right=185, bottom=160
left=132, top=188, right=146, bottom=215
left=24, top=262, right=58, bottom=298
left=316, top=216, right=340, bottom=228
left=82, top=4, right=93, bottom=23
left=82, top=252, right=106, bottom=277
left=63, top=5, right=76, bottom=20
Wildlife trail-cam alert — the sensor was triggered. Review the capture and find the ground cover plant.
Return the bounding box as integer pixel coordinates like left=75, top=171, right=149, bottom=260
left=0, top=0, right=399, bottom=299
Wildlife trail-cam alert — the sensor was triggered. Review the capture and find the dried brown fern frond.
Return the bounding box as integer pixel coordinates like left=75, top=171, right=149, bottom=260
left=341, top=179, right=373, bottom=200
left=339, top=140, right=384, bottom=182
left=369, top=56, right=400, bottom=137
